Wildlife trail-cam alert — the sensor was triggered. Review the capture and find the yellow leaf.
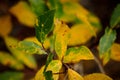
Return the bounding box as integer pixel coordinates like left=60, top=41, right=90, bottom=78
left=68, top=24, right=94, bottom=46
left=9, top=1, right=36, bottom=27
left=53, top=19, right=62, bottom=34
left=111, top=43, right=120, bottom=61
left=61, top=1, right=89, bottom=22
left=34, top=66, right=45, bottom=80
left=88, top=14, right=102, bottom=33
left=47, top=60, right=62, bottom=73
left=68, top=68, right=84, bottom=80
left=47, top=60, right=62, bottom=80
left=76, top=13, right=96, bottom=37
left=24, top=37, right=50, bottom=49
left=0, top=51, right=24, bottom=70
left=84, top=73, right=112, bottom=80
left=55, top=22, right=70, bottom=60
left=35, top=60, right=62, bottom=80
left=4, top=36, right=37, bottom=69
left=63, top=46, right=94, bottom=63
left=101, top=51, right=111, bottom=65
left=0, top=15, right=12, bottom=37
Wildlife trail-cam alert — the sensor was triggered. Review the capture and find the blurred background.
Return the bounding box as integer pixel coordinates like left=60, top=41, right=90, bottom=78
left=0, top=0, right=120, bottom=80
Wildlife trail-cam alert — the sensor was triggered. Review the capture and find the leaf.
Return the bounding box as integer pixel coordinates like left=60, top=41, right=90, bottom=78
left=17, top=40, right=47, bottom=55
left=55, top=22, right=70, bottom=60
left=44, top=71, right=53, bottom=80
left=29, top=0, right=48, bottom=16
left=35, top=9, right=55, bottom=43
left=63, top=1, right=89, bottom=16
left=44, top=53, right=54, bottom=72
left=47, top=0, right=64, bottom=18
left=4, top=36, right=37, bottom=69
left=111, top=43, right=120, bottom=61
left=84, top=73, right=112, bottom=80
left=46, top=60, right=62, bottom=73
left=67, top=68, right=84, bottom=80
left=35, top=60, right=62, bottom=80
left=0, top=71, right=24, bottom=80
left=110, top=4, right=120, bottom=28
left=63, top=46, right=94, bottom=63
left=24, top=37, right=50, bottom=49
left=88, top=13, right=102, bottom=33
left=34, top=66, right=45, bottom=80
left=63, top=1, right=97, bottom=36
left=45, top=60, right=62, bottom=80
left=0, top=15, right=12, bottom=37
left=0, top=51, right=24, bottom=70
left=101, top=51, right=111, bottom=65
left=76, top=12, right=96, bottom=37
left=68, top=24, right=95, bottom=46
left=99, top=27, right=116, bottom=55
left=46, top=60, right=62, bottom=80
left=9, top=1, right=36, bottom=27
left=60, top=1, right=88, bottom=22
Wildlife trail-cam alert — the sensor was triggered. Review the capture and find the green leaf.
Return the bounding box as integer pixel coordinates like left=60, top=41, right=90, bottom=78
left=44, top=53, right=54, bottom=72
left=35, top=9, right=55, bottom=44
left=99, top=27, right=116, bottom=55
left=4, top=36, right=37, bottom=69
left=29, top=0, right=48, bottom=16
left=68, top=68, right=84, bottom=80
left=44, top=71, right=53, bottom=80
left=0, top=51, right=24, bottom=70
left=0, top=71, right=24, bottom=80
left=110, top=4, right=120, bottom=28
left=63, top=46, right=94, bottom=63
left=55, top=22, right=70, bottom=60
left=17, top=40, right=47, bottom=55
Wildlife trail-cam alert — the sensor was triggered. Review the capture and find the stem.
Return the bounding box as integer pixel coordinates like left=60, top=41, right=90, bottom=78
left=41, top=43, right=48, bottom=55
left=94, top=55, right=105, bottom=74
left=63, top=63, right=69, bottom=69
left=42, top=43, right=46, bottom=51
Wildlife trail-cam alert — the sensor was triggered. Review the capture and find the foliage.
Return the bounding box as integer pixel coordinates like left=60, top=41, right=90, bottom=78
left=0, top=71, right=24, bottom=80
left=4, top=36, right=37, bottom=69
left=98, top=4, right=120, bottom=65
left=110, top=4, right=120, bottom=28
left=84, top=73, right=112, bottom=80
left=35, top=9, right=55, bottom=43
left=0, top=0, right=120, bottom=80
left=9, top=1, right=36, bottom=27
left=99, top=27, right=116, bottom=65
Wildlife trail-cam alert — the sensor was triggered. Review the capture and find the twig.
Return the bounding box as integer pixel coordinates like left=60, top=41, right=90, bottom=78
left=94, top=55, right=105, bottom=74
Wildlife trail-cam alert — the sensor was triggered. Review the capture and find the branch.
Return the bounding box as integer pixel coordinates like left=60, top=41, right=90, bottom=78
left=94, top=55, right=105, bottom=74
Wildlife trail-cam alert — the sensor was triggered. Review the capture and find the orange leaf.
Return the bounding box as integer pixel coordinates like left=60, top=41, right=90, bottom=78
left=0, top=15, right=12, bottom=37
left=111, top=43, right=120, bottom=61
